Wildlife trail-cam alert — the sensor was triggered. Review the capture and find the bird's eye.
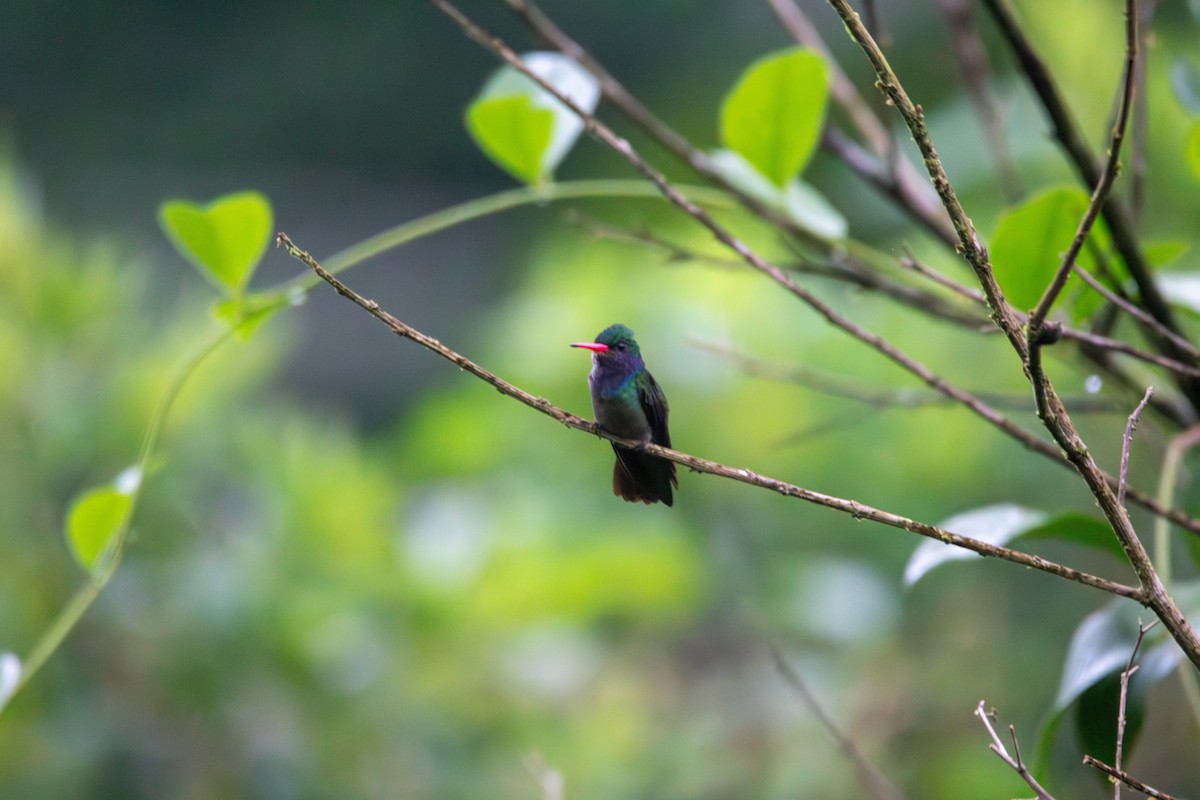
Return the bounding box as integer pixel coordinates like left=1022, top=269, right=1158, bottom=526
left=616, top=341, right=627, bottom=351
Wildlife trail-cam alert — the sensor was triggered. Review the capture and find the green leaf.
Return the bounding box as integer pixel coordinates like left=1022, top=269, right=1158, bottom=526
left=159, top=191, right=273, bottom=294
left=1143, top=240, right=1190, bottom=268
left=905, top=505, right=1122, bottom=586
left=708, top=148, right=847, bottom=240
left=465, top=52, right=600, bottom=184
left=989, top=186, right=1092, bottom=311
left=1019, top=512, right=1125, bottom=561
left=466, top=96, right=555, bottom=185
left=65, top=481, right=135, bottom=573
left=1186, top=121, right=1200, bottom=182
left=1074, top=670, right=1145, bottom=770
left=719, top=47, right=829, bottom=188
left=1033, top=596, right=1184, bottom=772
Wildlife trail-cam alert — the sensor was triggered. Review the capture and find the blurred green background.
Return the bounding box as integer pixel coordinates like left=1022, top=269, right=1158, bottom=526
left=2, top=1, right=1200, bottom=797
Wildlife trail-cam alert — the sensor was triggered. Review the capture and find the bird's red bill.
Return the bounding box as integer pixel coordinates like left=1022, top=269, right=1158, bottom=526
left=570, top=342, right=609, bottom=352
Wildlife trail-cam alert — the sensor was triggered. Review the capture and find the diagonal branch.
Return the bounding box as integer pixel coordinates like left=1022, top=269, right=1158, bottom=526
left=975, top=702, right=1058, bottom=800
left=277, top=232, right=1144, bottom=601
left=1083, top=756, right=1179, bottom=800
left=773, top=649, right=904, bottom=800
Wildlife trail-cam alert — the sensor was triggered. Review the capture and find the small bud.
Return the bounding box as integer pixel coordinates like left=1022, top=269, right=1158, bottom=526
left=1031, top=320, right=1063, bottom=346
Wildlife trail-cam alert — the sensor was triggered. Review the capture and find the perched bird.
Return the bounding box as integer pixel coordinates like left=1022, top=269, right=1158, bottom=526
left=571, top=324, right=677, bottom=506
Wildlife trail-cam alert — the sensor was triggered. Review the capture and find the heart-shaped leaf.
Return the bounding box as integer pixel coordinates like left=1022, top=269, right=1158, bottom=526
left=65, top=471, right=139, bottom=574
left=465, top=52, right=600, bottom=184
left=719, top=48, right=829, bottom=188
left=159, top=191, right=273, bottom=294
left=467, top=96, right=555, bottom=185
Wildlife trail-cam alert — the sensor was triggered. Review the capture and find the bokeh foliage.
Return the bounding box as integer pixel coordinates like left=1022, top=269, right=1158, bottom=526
left=4, top=0, right=1200, bottom=797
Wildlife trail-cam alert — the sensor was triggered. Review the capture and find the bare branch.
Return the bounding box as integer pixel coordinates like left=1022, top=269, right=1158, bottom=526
left=974, top=702, right=1058, bottom=800
left=824, top=0, right=1027, bottom=355
left=1114, top=620, right=1157, bottom=800
left=934, top=0, right=1022, bottom=201
left=1083, top=755, right=1179, bottom=800
left=1119, top=387, right=1154, bottom=508
left=277, top=232, right=1145, bottom=601
left=691, top=339, right=1117, bottom=414
left=567, top=212, right=985, bottom=327
left=772, top=649, right=904, bottom=800
left=1071, top=262, right=1200, bottom=362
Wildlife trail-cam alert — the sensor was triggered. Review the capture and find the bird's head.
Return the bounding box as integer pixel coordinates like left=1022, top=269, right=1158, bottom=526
left=571, top=323, right=644, bottom=371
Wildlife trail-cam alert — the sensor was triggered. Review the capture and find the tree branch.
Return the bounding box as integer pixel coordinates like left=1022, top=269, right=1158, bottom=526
left=1083, top=756, right=1179, bottom=800
left=1112, top=620, right=1156, bottom=800
left=1119, top=387, right=1154, bottom=508
left=773, top=648, right=904, bottom=800
left=975, top=701, right=1058, bottom=800
left=934, top=0, right=1023, bottom=202
left=277, top=232, right=1145, bottom=601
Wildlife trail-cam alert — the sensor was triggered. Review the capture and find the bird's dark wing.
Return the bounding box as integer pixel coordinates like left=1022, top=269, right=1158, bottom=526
left=638, top=368, right=671, bottom=449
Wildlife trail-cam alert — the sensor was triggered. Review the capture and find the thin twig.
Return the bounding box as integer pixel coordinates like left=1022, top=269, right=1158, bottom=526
left=568, top=212, right=985, bottom=327
left=773, top=649, right=903, bottom=800
left=1113, top=620, right=1157, bottom=800
left=765, top=0, right=891, bottom=157
left=1083, top=756, right=1179, bottom=800
left=935, top=0, right=1022, bottom=201
left=897, top=250, right=1200, bottom=382
left=974, top=702, right=1058, bottom=800
left=692, top=339, right=1117, bottom=414
left=1027, top=0, right=1138, bottom=333
left=1130, top=0, right=1158, bottom=221
left=278, top=232, right=1145, bottom=601
left=1119, top=387, right=1154, bottom=507
left=429, top=0, right=1200, bottom=536
left=1071, top=262, right=1200, bottom=362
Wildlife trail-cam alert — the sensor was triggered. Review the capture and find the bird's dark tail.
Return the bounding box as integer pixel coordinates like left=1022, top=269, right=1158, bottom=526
left=612, top=445, right=677, bottom=506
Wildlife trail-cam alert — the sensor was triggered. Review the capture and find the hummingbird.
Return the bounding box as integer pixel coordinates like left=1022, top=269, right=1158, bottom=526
left=571, top=324, right=677, bottom=506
